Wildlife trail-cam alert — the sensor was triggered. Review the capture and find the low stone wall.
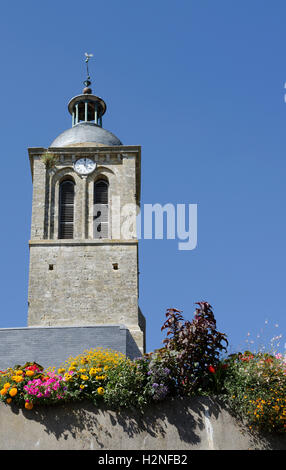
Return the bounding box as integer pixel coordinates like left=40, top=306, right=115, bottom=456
left=0, top=397, right=285, bottom=450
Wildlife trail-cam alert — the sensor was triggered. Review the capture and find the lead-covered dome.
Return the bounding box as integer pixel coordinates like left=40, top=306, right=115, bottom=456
left=50, top=121, right=122, bottom=147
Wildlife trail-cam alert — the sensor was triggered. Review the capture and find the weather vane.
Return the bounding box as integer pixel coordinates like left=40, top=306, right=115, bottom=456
left=84, top=52, right=93, bottom=87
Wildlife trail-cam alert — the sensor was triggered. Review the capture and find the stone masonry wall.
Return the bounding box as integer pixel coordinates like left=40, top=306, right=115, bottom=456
left=28, top=241, right=144, bottom=352
left=27, top=146, right=145, bottom=354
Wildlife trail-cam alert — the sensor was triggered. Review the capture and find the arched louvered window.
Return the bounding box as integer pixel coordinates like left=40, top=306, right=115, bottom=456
left=59, top=179, right=75, bottom=239
left=93, top=180, right=109, bottom=238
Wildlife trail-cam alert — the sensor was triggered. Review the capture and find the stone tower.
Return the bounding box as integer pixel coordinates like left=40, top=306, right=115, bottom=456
left=27, top=68, right=145, bottom=358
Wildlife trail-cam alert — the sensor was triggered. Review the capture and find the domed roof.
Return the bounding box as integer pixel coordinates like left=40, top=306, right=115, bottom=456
left=50, top=122, right=122, bottom=147
left=50, top=122, right=122, bottom=148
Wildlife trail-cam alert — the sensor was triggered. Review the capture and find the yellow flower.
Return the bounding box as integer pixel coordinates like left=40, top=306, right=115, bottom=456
left=97, top=387, right=104, bottom=395
left=26, top=370, right=35, bottom=377
left=64, top=373, right=73, bottom=382
left=9, top=388, right=17, bottom=397
left=13, top=376, right=24, bottom=383
left=80, top=384, right=85, bottom=390
left=4, top=383, right=11, bottom=389
left=58, top=368, right=66, bottom=375
left=80, top=375, right=89, bottom=381
left=15, top=370, right=23, bottom=375
left=62, top=348, right=125, bottom=377
left=0, top=389, right=6, bottom=396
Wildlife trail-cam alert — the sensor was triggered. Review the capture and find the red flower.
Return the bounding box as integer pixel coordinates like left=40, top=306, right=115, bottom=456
left=208, top=365, right=216, bottom=374
left=240, top=354, right=254, bottom=362
left=25, top=364, right=39, bottom=372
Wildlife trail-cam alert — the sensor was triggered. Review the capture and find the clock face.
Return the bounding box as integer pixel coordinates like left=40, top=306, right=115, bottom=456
left=74, top=158, right=96, bottom=175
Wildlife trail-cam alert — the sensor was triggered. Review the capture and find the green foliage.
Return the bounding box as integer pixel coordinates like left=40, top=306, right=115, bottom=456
left=223, top=352, right=286, bottom=433
left=144, top=348, right=178, bottom=400
left=41, top=152, right=58, bottom=169
left=103, top=358, right=150, bottom=410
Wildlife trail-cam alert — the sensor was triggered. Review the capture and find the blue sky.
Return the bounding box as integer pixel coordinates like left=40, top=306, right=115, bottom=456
left=0, top=0, right=285, bottom=356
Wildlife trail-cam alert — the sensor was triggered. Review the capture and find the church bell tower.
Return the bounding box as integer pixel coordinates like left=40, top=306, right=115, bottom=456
left=27, top=57, right=145, bottom=356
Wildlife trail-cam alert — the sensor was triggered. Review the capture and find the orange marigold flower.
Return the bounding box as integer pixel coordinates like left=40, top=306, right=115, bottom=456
left=9, top=388, right=17, bottom=397
left=26, top=370, right=35, bottom=377
left=25, top=402, right=33, bottom=410
left=12, top=376, right=24, bottom=383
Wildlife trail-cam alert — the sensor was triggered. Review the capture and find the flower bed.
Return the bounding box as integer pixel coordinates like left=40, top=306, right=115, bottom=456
left=222, top=351, right=286, bottom=434
left=0, top=348, right=126, bottom=409
left=0, top=302, right=285, bottom=435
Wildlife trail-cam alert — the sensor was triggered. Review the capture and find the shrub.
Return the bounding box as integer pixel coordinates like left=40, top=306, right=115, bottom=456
left=103, top=357, right=150, bottom=410
left=223, top=351, right=286, bottom=434
left=161, top=302, right=228, bottom=395
left=144, top=348, right=178, bottom=401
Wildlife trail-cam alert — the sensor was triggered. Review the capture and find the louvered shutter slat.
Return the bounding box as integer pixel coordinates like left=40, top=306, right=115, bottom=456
left=60, top=223, right=74, bottom=239
left=59, top=180, right=75, bottom=239
left=94, top=181, right=108, bottom=205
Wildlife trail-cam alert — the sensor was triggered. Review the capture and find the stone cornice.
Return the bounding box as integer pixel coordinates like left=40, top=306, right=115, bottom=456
left=28, top=145, right=141, bottom=155
left=29, top=239, right=139, bottom=247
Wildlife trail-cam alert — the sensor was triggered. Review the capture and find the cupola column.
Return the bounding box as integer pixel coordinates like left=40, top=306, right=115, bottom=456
left=94, top=102, right=98, bottom=125
left=75, top=103, right=79, bottom=125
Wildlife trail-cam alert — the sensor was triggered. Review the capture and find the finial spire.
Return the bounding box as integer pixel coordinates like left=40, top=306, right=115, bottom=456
left=84, top=52, right=93, bottom=90
left=69, top=54, right=106, bottom=127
